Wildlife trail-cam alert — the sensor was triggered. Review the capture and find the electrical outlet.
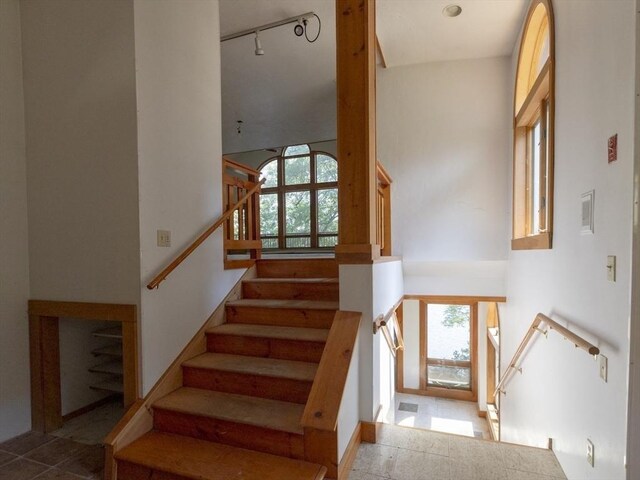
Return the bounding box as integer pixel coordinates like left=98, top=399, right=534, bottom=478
left=157, top=230, right=171, bottom=247
left=598, top=354, right=608, bottom=382
left=607, top=256, right=616, bottom=282
left=587, top=439, right=595, bottom=467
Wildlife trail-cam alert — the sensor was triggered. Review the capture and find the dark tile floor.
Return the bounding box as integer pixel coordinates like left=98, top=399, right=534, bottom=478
left=0, top=432, right=103, bottom=480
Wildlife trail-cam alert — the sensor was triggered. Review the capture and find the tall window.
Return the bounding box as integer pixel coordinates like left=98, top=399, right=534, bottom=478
left=259, top=144, right=338, bottom=250
left=512, top=0, right=555, bottom=250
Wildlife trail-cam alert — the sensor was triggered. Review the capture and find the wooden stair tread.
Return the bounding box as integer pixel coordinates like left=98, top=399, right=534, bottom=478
left=154, top=387, right=305, bottom=434
left=245, top=278, right=338, bottom=284
left=182, top=353, right=317, bottom=382
left=207, top=323, right=329, bottom=343
left=226, top=299, right=339, bottom=310
left=115, top=431, right=327, bottom=480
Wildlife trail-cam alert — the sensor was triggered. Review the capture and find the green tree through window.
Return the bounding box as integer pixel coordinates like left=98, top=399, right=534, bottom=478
left=259, top=145, right=338, bottom=250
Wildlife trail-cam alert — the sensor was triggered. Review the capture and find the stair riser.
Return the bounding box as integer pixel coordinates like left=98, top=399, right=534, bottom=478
left=207, top=334, right=326, bottom=363
left=153, top=409, right=305, bottom=460
left=183, top=367, right=312, bottom=404
left=226, top=305, right=335, bottom=329
left=242, top=281, right=339, bottom=301
left=117, top=460, right=190, bottom=480
left=256, top=260, right=338, bottom=279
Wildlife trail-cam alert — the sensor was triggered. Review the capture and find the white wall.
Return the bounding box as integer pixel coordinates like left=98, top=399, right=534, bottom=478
left=0, top=0, right=31, bottom=442
left=20, top=0, right=141, bottom=305
left=377, top=56, right=511, bottom=297
left=134, top=0, right=244, bottom=393
left=627, top=3, right=640, bottom=478
left=220, top=0, right=336, bottom=153
left=501, top=2, right=636, bottom=479
left=339, top=261, right=403, bottom=428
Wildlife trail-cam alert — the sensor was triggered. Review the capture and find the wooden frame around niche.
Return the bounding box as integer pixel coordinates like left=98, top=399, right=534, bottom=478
left=28, top=300, right=138, bottom=433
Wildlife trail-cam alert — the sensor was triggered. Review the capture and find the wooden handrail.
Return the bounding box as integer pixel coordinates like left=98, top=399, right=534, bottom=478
left=494, top=313, right=599, bottom=398
left=301, top=311, right=361, bottom=431
left=223, top=156, right=260, bottom=176
left=147, top=179, right=265, bottom=289
left=373, top=297, right=404, bottom=357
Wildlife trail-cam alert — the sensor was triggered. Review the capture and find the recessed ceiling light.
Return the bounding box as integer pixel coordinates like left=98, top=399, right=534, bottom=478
left=442, top=4, right=462, bottom=17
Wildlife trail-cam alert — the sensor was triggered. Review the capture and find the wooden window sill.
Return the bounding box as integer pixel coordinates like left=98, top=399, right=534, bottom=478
left=511, top=232, right=551, bottom=250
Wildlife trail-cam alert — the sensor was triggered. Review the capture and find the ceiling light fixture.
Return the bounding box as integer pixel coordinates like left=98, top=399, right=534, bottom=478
left=221, top=12, right=320, bottom=56
left=254, top=31, right=264, bottom=56
left=442, top=4, right=463, bottom=17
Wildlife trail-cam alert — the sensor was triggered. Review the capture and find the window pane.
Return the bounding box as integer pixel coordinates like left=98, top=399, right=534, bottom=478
left=260, top=160, right=278, bottom=188
left=316, top=154, right=337, bottom=183
left=531, top=120, right=541, bottom=234
left=317, top=189, right=338, bottom=234
left=261, top=237, right=278, bottom=249
left=284, top=156, right=310, bottom=185
left=286, top=236, right=311, bottom=248
left=285, top=191, right=310, bottom=234
left=260, top=193, right=278, bottom=236
left=427, top=304, right=471, bottom=390
left=283, top=144, right=310, bottom=157
left=318, top=235, right=338, bottom=248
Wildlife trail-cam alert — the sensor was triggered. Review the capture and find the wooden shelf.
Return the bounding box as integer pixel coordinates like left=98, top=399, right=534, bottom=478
left=91, top=378, right=124, bottom=394
left=89, top=360, right=124, bottom=376
left=92, top=343, right=123, bottom=357
left=92, top=326, right=123, bottom=340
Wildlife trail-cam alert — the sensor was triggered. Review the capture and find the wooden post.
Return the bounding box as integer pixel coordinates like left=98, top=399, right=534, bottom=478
left=335, top=0, right=380, bottom=264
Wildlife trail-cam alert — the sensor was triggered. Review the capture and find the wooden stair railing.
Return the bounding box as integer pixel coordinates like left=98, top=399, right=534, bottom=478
left=373, top=297, right=404, bottom=357
left=223, top=157, right=262, bottom=269
left=376, top=162, right=392, bottom=257
left=301, top=310, right=361, bottom=478
left=494, top=313, right=600, bottom=398
left=146, top=177, right=264, bottom=289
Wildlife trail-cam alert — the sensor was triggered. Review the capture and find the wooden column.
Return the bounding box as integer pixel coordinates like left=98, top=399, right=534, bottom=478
left=335, top=0, right=380, bottom=264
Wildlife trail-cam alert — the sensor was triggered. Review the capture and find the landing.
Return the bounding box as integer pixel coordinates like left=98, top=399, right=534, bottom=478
left=351, top=424, right=566, bottom=480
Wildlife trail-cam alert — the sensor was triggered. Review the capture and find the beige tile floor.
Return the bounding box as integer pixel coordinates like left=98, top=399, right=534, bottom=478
left=351, top=423, right=567, bottom=480
left=387, top=393, right=491, bottom=440
left=50, top=400, right=124, bottom=445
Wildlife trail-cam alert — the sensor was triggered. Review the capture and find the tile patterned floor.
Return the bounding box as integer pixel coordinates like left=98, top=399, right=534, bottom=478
left=388, top=393, right=491, bottom=440
left=351, top=423, right=567, bottom=480
left=0, top=432, right=103, bottom=480
left=50, top=402, right=124, bottom=446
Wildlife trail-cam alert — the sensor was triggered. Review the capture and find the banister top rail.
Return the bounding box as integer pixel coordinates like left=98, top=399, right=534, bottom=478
left=376, top=161, right=392, bottom=186
left=494, top=312, right=599, bottom=397
left=147, top=178, right=265, bottom=290
left=301, top=311, right=361, bottom=431
left=223, top=156, right=260, bottom=177
left=373, top=297, right=404, bottom=357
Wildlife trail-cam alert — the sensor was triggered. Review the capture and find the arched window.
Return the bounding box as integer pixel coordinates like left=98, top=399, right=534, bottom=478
left=259, top=145, right=338, bottom=250
left=512, top=0, right=555, bottom=250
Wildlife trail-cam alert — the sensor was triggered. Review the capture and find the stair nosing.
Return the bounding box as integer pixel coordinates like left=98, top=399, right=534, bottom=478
left=226, top=299, right=339, bottom=310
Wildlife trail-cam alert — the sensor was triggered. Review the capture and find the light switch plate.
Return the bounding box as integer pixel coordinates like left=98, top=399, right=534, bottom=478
left=598, top=354, right=608, bottom=382
left=607, top=256, right=616, bottom=282
left=157, top=229, right=171, bottom=247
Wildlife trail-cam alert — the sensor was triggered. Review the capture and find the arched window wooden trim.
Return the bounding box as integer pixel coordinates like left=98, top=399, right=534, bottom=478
left=512, top=0, right=555, bottom=250
left=258, top=147, right=338, bottom=250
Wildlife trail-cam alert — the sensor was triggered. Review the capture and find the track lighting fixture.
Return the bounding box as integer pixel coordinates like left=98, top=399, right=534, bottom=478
left=254, top=31, right=264, bottom=56
left=221, top=12, right=321, bottom=56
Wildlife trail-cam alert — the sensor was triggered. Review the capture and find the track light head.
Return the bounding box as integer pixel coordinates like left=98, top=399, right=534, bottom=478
left=254, top=31, right=264, bottom=56
left=294, top=21, right=304, bottom=37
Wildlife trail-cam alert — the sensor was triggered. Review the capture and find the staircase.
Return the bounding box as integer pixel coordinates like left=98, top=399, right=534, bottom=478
left=113, top=259, right=340, bottom=480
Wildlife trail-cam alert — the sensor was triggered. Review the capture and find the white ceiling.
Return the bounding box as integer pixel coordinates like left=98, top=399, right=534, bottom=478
left=376, top=0, right=528, bottom=67
left=219, top=0, right=528, bottom=153
left=219, top=0, right=336, bottom=154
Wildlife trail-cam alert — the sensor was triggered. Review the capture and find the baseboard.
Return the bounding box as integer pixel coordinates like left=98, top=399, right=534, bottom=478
left=336, top=422, right=362, bottom=479
left=361, top=421, right=379, bottom=444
